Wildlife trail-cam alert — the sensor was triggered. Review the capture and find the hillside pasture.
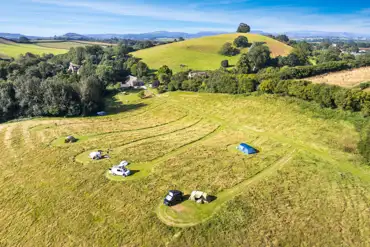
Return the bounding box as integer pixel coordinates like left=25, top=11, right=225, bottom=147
left=306, top=66, right=370, bottom=88
left=0, top=42, right=67, bottom=58
left=0, top=91, right=369, bottom=246
left=132, top=33, right=293, bottom=72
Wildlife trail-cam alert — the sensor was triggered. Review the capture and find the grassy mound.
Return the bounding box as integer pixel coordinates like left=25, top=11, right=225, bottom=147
left=132, top=33, right=293, bottom=72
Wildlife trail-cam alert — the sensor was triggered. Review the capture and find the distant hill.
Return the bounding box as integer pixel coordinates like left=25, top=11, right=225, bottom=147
left=86, top=31, right=228, bottom=40
left=132, top=33, right=293, bottom=72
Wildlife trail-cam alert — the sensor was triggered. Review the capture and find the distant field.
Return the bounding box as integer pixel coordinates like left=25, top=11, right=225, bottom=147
left=307, top=67, right=370, bottom=88
left=132, top=33, right=293, bottom=72
left=35, top=41, right=86, bottom=49
left=0, top=38, right=115, bottom=58
left=0, top=39, right=67, bottom=58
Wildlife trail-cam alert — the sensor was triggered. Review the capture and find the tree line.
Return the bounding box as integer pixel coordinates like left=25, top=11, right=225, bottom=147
left=0, top=44, right=149, bottom=122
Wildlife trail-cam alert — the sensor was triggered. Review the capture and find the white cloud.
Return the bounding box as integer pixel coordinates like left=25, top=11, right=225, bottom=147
left=26, top=0, right=370, bottom=34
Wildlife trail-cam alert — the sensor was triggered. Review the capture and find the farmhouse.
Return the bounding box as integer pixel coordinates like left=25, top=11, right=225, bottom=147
left=188, top=71, right=208, bottom=79
left=68, top=62, right=81, bottom=74
left=120, top=75, right=144, bottom=88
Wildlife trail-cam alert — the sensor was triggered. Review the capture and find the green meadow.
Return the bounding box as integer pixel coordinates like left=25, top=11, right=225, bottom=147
left=0, top=90, right=369, bottom=246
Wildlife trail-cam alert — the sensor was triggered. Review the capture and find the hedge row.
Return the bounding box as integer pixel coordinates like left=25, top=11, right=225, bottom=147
left=259, top=79, right=370, bottom=116
left=258, top=54, right=370, bottom=81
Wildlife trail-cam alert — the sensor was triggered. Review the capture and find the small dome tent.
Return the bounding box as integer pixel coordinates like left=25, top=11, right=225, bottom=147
left=237, top=143, right=257, bottom=155
left=65, top=136, right=77, bottom=143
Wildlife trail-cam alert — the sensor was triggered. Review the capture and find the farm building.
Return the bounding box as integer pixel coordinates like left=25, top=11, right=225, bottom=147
left=188, top=71, right=208, bottom=79
left=237, top=143, right=257, bottom=155
left=68, top=62, right=81, bottom=74
left=120, top=75, right=144, bottom=88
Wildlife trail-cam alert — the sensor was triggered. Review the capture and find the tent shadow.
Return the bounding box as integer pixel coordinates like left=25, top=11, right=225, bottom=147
left=207, top=195, right=217, bottom=203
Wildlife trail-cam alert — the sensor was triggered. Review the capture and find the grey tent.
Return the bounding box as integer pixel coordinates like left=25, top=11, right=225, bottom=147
left=190, top=191, right=211, bottom=204
left=65, top=136, right=77, bottom=143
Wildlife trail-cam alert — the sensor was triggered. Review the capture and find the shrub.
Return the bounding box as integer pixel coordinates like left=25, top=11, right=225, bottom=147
left=233, top=36, right=249, bottom=48
left=219, top=42, right=240, bottom=56
left=138, top=90, right=145, bottom=99
left=221, top=60, right=229, bottom=68
left=359, top=82, right=370, bottom=90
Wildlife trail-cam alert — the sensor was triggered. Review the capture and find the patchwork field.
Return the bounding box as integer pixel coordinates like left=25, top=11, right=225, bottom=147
left=0, top=91, right=369, bottom=246
left=0, top=42, right=67, bottom=58
left=0, top=38, right=115, bottom=58
left=132, top=33, right=293, bottom=72
left=35, top=40, right=116, bottom=49
left=307, top=66, right=370, bottom=88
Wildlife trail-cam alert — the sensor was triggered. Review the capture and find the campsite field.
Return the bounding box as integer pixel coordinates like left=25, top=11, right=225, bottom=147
left=306, top=66, right=370, bottom=89
left=0, top=91, right=369, bottom=246
left=132, top=33, right=293, bottom=72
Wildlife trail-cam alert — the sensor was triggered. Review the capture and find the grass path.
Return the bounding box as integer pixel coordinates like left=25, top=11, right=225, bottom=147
left=157, top=150, right=296, bottom=227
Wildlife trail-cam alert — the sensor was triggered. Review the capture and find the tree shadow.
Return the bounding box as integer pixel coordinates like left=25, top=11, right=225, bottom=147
left=104, top=95, right=147, bottom=114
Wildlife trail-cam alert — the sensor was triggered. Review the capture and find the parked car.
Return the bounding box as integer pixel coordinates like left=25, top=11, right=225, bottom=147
left=163, top=190, right=183, bottom=206
left=109, top=166, right=131, bottom=177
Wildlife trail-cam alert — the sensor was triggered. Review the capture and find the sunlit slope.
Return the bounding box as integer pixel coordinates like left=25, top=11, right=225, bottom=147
left=132, top=33, right=293, bottom=72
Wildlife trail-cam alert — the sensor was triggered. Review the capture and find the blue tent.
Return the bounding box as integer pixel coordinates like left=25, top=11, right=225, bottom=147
left=237, top=143, right=257, bottom=155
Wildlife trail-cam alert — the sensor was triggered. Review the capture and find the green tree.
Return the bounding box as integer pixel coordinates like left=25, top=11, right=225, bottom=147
left=237, top=23, right=251, bottom=33
left=221, top=60, right=229, bottom=68
left=233, top=36, right=249, bottom=48
left=135, top=61, right=149, bottom=77
left=219, top=42, right=240, bottom=56
left=158, top=65, right=173, bottom=76
left=276, top=34, right=289, bottom=43
left=247, top=43, right=271, bottom=71
left=236, top=53, right=250, bottom=73
left=79, top=76, right=104, bottom=115
left=19, top=36, right=30, bottom=43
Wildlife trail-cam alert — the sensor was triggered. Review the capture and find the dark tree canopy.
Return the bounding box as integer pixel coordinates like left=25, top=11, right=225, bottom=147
left=19, top=36, right=30, bottom=43
left=158, top=65, right=173, bottom=76
left=233, top=36, right=249, bottom=48
left=276, top=34, right=290, bottom=43
left=237, top=23, right=251, bottom=33
left=219, top=42, right=240, bottom=56
left=221, top=60, right=229, bottom=68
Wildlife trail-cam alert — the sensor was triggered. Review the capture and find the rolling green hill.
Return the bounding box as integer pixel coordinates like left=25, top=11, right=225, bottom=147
left=132, top=33, right=293, bottom=72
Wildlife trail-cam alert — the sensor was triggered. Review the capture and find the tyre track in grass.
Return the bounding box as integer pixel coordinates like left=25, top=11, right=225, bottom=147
left=48, top=114, right=190, bottom=147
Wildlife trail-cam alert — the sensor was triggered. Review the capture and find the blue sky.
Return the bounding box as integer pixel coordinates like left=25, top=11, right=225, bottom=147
left=1, top=0, right=370, bottom=36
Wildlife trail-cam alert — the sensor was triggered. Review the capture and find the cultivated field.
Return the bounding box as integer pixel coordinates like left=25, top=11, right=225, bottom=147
left=307, top=66, right=370, bottom=88
left=132, top=33, right=293, bottom=72
left=0, top=91, right=369, bottom=246
left=0, top=38, right=67, bottom=58
left=35, top=40, right=116, bottom=49
left=0, top=39, right=115, bottom=58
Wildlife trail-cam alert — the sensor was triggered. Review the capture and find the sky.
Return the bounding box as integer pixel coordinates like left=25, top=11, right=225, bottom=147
left=1, top=0, right=370, bottom=36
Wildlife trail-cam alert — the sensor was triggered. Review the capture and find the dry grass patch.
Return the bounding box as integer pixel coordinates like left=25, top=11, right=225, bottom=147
left=306, top=66, right=370, bottom=88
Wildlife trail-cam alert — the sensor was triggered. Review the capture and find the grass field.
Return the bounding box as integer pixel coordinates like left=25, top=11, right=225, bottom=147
left=307, top=66, right=370, bottom=89
left=0, top=39, right=115, bottom=58
left=0, top=91, right=369, bottom=246
left=132, top=33, right=293, bottom=72
left=0, top=39, right=67, bottom=58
